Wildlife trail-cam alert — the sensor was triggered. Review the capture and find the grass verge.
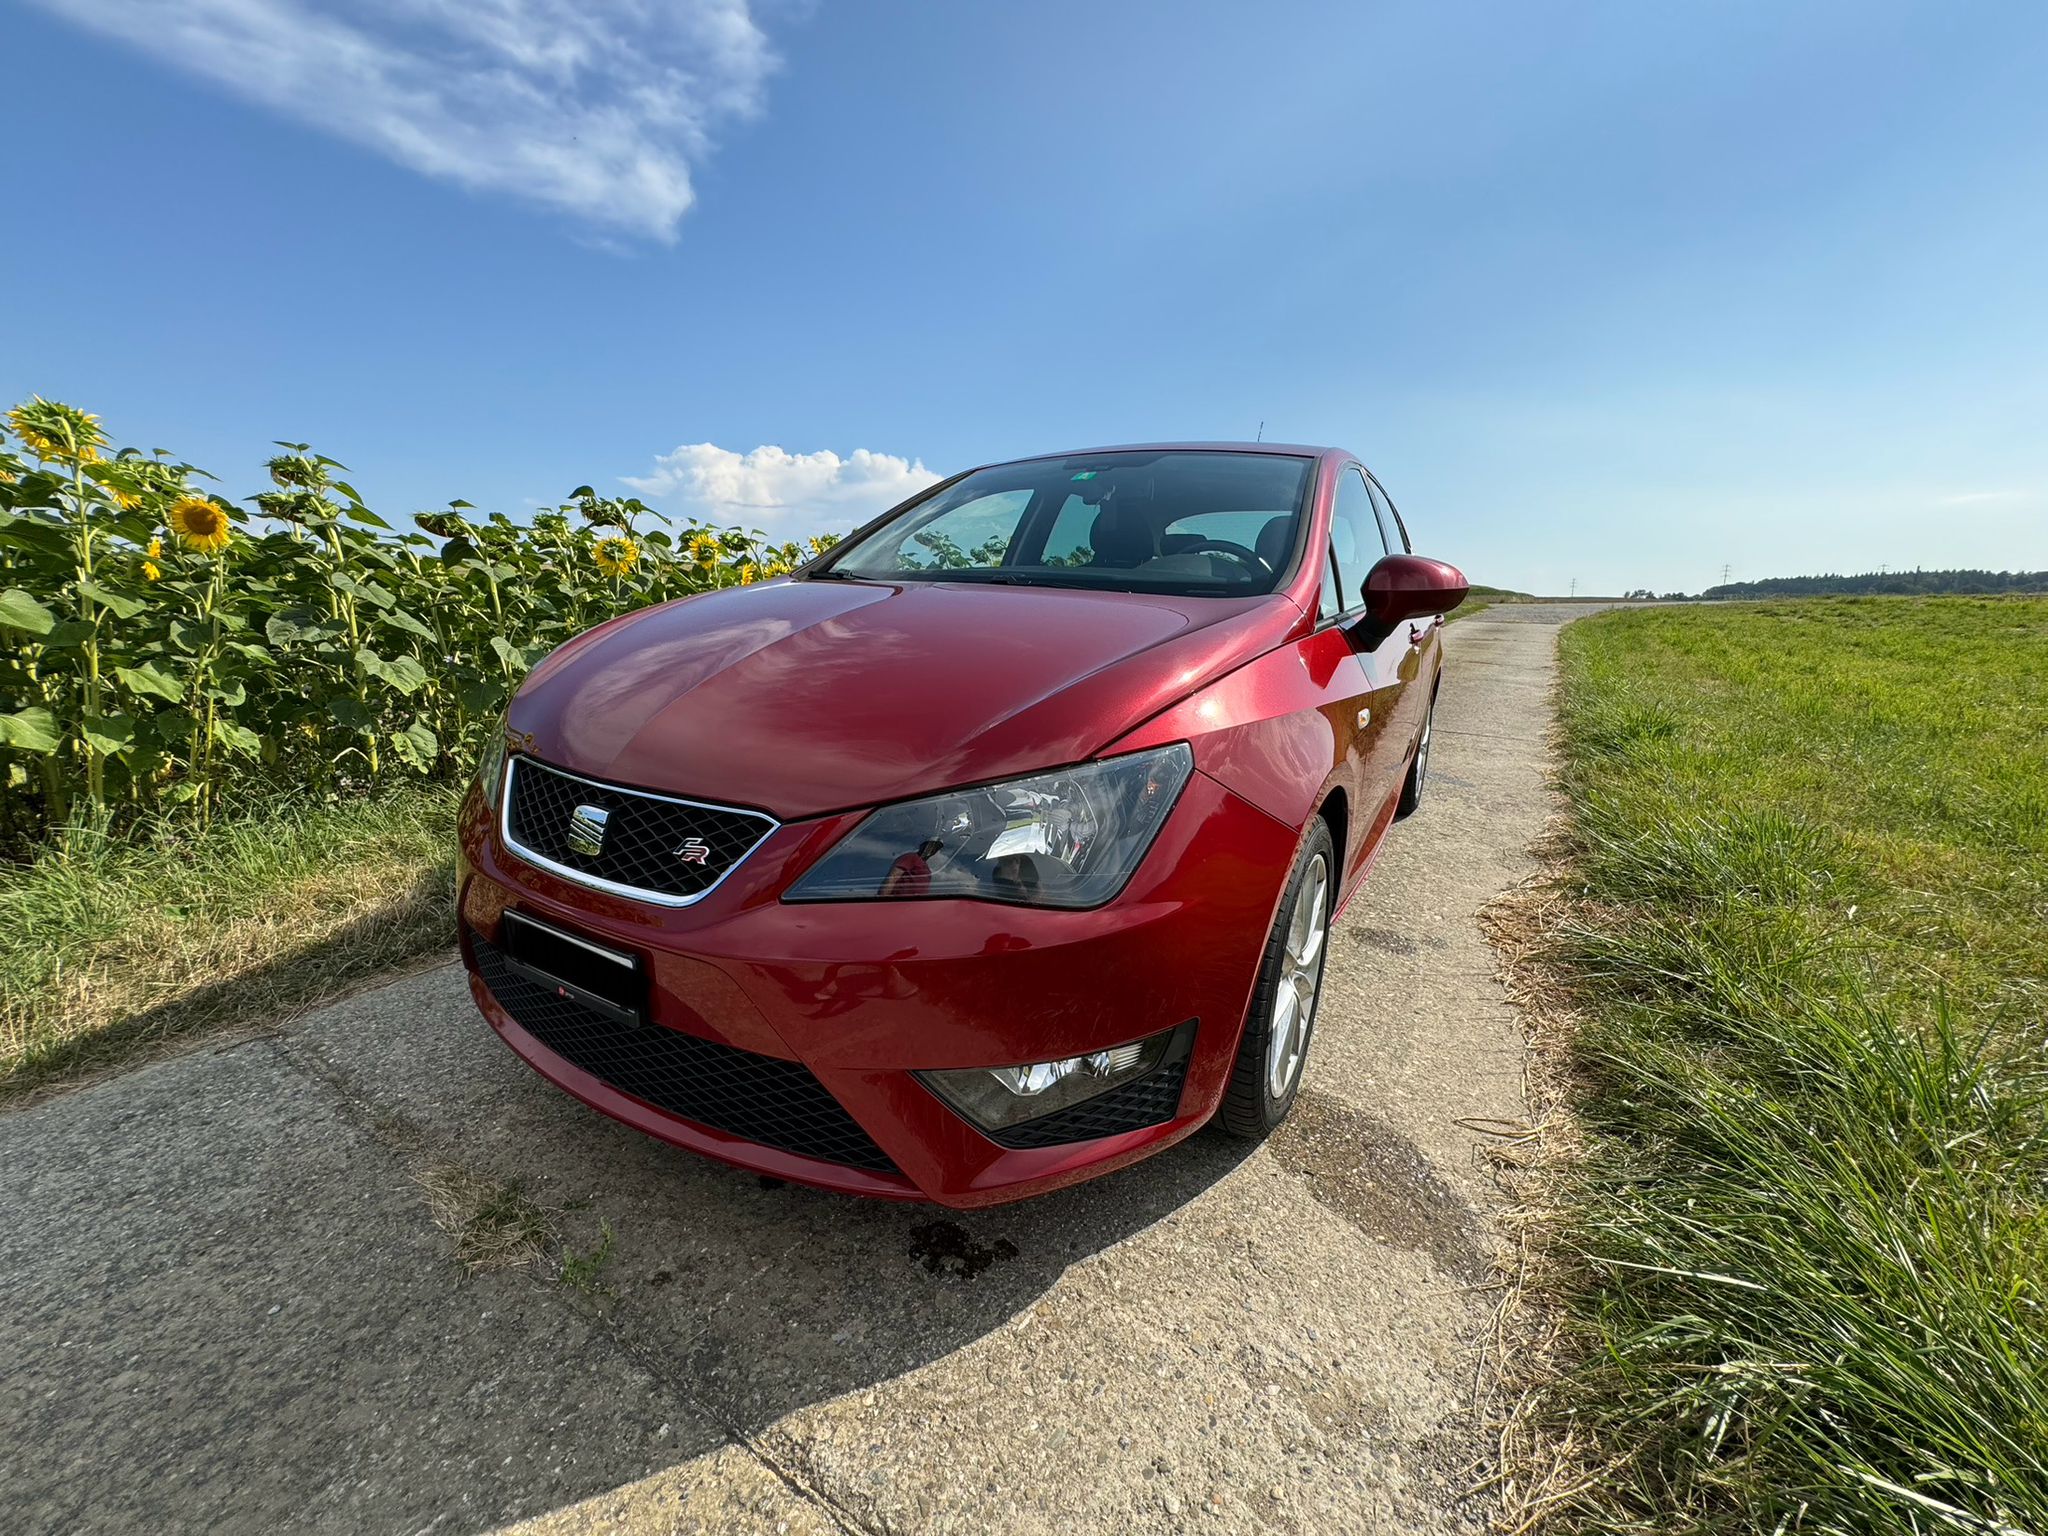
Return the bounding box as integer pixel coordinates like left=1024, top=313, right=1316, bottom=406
left=1, top=785, right=459, bottom=1099
left=1516, top=596, right=2048, bottom=1534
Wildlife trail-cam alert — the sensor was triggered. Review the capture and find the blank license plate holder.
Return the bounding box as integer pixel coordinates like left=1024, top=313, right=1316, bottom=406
left=499, top=909, right=646, bottom=1029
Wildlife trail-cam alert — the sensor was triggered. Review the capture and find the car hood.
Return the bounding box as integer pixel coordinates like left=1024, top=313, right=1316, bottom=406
left=510, top=577, right=1303, bottom=819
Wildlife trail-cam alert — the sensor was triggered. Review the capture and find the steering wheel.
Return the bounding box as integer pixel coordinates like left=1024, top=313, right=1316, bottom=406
left=1176, top=537, right=1269, bottom=573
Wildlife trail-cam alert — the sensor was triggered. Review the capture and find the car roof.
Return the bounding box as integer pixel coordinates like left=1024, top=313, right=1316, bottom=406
left=977, top=441, right=1348, bottom=472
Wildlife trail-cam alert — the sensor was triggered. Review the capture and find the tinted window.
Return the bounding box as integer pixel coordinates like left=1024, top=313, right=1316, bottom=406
left=865, top=490, right=1030, bottom=572
left=824, top=451, right=1313, bottom=597
left=1365, top=476, right=1410, bottom=553
left=1327, top=467, right=1385, bottom=615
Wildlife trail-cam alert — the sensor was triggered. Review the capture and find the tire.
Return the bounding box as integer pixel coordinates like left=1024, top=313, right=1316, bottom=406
left=1394, top=688, right=1437, bottom=820
left=1218, top=819, right=1335, bottom=1139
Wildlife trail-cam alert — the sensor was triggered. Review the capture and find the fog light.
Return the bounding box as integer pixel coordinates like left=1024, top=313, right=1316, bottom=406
left=920, top=1024, right=1186, bottom=1134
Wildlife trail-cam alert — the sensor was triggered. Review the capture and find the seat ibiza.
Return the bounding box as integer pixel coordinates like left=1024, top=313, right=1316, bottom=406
left=456, top=444, right=1466, bottom=1205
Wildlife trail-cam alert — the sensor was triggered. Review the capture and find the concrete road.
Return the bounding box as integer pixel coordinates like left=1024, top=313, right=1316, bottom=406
left=0, top=609, right=1599, bottom=1536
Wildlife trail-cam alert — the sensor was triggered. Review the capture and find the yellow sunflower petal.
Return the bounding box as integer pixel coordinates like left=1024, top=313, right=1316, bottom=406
left=169, top=495, right=233, bottom=555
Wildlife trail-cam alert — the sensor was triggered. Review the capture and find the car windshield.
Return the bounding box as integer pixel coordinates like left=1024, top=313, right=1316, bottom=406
left=816, top=450, right=1313, bottom=597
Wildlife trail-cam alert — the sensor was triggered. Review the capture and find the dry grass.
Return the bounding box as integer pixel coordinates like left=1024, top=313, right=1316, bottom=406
left=416, top=1163, right=555, bottom=1273
left=0, top=787, right=459, bottom=1099
left=415, top=1162, right=619, bottom=1296
left=1474, top=846, right=1606, bottom=1533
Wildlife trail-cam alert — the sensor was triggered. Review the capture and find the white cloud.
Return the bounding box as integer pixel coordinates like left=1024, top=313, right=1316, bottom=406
left=28, top=0, right=777, bottom=240
left=624, top=444, right=942, bottom=540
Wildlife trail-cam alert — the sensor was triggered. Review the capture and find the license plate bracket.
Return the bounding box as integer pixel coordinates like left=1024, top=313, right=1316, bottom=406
left=499, top=909, right=646, bottom=1029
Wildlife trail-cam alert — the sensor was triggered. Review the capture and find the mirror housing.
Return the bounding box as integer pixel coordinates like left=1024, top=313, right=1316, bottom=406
left=1361, top=554, right=1469, bottom=627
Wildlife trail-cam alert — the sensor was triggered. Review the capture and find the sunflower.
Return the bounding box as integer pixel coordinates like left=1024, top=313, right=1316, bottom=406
left=254, top=490, right=332, bottom=525
left=577, top=499, right=632, bottom=531
left=7, top=397, right=106, bottom=463
left=169, top=495, right=233, bottom=555
left=737, top=560, right=759, bottom=584
left=142, top=560, right=162, bottom=582
left=687, top=533, right=720, bottom=567
left=807, top=534, right=837, bottom=557
left=266, top=453, right=326, bottom=490
left=593, top=535, right=640, bottom=576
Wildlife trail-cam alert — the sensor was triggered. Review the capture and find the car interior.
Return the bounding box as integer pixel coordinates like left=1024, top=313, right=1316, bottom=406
left=829, top=450, right=1314, bottom=596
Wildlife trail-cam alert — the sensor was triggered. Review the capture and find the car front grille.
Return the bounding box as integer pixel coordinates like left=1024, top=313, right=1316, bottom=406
left=502, top=756, right=775, bottom=904
left=984, top=1050, right=1193, bottom=1150
left=469, top=929, right=900, bottom=1175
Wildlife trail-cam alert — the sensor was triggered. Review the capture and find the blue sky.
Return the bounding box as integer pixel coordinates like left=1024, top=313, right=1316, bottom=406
left=4, top=0, right=2045, bottom=594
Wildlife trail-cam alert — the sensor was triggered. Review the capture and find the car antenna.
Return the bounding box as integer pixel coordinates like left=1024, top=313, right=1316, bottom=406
left=1255, top=420, right=1264, bottom=442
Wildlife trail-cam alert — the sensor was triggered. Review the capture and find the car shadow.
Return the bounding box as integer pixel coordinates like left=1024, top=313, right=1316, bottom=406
left=291, top=960, right=1262, bottom=1449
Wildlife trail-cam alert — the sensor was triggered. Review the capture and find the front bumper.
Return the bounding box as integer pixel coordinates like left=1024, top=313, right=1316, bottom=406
left=455, top=764, right=1298, bottom=1206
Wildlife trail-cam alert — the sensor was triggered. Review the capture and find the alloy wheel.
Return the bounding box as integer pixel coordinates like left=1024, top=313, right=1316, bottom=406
left=1266, top=852, right=1328, bottom=1100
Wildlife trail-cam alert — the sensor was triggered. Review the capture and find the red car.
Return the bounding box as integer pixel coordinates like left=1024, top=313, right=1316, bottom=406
left=456, top=444, right=1465, bottom=1205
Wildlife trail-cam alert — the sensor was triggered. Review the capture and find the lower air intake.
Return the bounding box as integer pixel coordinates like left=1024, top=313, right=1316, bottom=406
left=469, top=929, right=898, bottom=1175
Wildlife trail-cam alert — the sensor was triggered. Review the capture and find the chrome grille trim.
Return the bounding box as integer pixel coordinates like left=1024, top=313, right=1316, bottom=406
left=498, top=755, right=779, bottom=908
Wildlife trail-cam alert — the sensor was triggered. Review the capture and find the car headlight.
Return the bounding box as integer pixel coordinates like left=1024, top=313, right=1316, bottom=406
left=472, top=713, right=509, bottom=807
left=786, top=743, right=1193, bottom=909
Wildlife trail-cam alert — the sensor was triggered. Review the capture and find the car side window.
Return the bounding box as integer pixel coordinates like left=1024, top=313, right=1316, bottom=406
left=874, top=490, right=1032, bottom=571
left=1327, top=467, right=1385, bottom=617
left=1038, top=494, right=1097, bottom=566
left=1317, top=542, right=1344, bottom=622
left=1365, top=475, right=1410, bottom=553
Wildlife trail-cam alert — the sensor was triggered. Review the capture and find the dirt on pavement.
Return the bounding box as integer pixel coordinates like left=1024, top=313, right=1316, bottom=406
left=0, top=608, right=1603, bottom=1535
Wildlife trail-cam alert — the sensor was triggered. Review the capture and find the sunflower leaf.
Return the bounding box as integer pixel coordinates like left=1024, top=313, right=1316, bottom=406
left=77, top=579, right=145, bottom=620
left=0, top=587, right=56, bottom=635
left=116, top=663, right=185, bottom=702
left=0, top=706, right=59, bottom=753
left=379, top=607, right=437, bottom=642
left=356, top=648, right=428, bottom=695
left=390, top=720, right=438, bottom=773
left=82, top=713, right=136, bottom=755
left=329, top=697, right=376, bottom=730
left=214, top=721, right=264, bottom=758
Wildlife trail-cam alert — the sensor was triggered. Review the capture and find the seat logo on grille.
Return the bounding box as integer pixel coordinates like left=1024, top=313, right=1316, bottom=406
left=673, top=836, right=711, bottom=865
left=565, top=803, right=610, bottom=858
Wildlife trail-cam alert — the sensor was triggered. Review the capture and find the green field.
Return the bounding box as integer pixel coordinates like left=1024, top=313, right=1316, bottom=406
left=1538, top=597, right=2048, bottom=1533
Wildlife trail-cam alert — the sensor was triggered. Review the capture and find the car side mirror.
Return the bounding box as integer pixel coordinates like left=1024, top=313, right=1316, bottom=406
left=1361, top=554, right=1469, bottom=627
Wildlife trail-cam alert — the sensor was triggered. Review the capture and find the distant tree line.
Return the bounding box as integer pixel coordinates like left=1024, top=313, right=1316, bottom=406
left=1703, top=568, right=2048, bottom=599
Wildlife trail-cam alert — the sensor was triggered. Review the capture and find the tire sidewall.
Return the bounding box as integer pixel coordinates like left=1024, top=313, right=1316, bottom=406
left=1223, top=818, right=1336, bottom=1136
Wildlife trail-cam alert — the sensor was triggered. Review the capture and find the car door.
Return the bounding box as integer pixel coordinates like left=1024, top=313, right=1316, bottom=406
left=1327, top=465, right=1414, bottom=849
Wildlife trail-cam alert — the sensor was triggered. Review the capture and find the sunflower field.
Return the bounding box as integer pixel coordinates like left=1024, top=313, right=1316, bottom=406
left=0, top=396, right=830, bottom=850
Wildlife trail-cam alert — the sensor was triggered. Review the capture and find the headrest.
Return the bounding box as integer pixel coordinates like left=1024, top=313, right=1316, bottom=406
left=1089, top=501, right=1156, bottom=567
left=1256, top=514, right=1296, bottom=572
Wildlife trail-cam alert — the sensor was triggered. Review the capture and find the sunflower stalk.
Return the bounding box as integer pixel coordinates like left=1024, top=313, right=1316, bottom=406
left=73, top=470, right=105, bottom=812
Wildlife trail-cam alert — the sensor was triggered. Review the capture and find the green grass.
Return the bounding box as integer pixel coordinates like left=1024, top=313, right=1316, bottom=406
left=0, top=786, right=459, bottom=1097
left=1538, top=596, right=2048, bottom=1535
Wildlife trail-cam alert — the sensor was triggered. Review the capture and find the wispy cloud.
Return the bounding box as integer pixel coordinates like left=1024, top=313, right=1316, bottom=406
left=28, top=0, right=778, bottom=240
left=1936, top=489, right=2033, bottom=507
left=625, top=443, right=941, bottom=539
